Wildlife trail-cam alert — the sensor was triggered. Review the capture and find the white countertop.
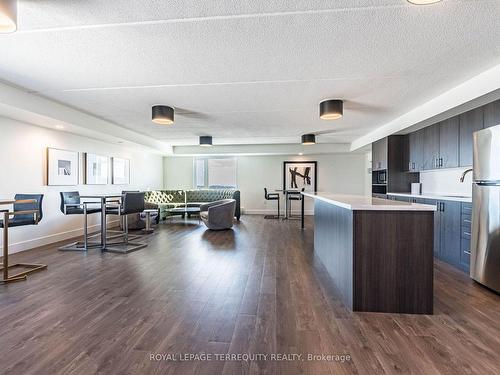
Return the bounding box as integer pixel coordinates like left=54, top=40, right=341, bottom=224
left=302, top=192, right=436, bottom=211
left=387, top=192, right=472, bottom=203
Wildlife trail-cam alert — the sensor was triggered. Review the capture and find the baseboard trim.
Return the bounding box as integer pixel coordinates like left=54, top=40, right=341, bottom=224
left=4, top=220, right=120, bottom=254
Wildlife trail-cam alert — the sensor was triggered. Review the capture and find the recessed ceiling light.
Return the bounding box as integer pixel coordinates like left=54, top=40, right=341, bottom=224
left=298, top=153, right=304, bottom=156
left=55, top=124, right=64, bottom=130
left=407, top=0, right=442, bottom=4
left=320, top=99, right=343, bottom=120
left=152, top=105, right=174, bottom=125
left=199, top=136, right=213, bottom=147
left=0, top=0, right=17, bottom=33
left=301, top=134, right=316, bottom=145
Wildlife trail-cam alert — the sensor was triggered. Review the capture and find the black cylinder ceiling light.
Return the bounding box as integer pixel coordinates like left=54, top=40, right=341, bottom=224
left=0, top=0, right=17, bottom=33
left=199, top=136, right=213, bottom=147
left=152, top=105, right=174, bottom=125
left=301, top=134, right=316, bottom=145
left=319, top=99, right=343, bottom=120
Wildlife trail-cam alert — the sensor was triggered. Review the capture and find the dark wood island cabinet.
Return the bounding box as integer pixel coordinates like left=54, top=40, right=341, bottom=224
left=304, top=192, right=436, bottom=315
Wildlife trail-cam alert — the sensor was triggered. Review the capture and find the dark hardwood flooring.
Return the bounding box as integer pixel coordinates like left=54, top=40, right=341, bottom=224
left=1, top=215, right=500, bottom=375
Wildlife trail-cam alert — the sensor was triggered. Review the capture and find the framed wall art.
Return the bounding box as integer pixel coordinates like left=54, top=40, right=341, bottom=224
left=84, top=153, right=109, bottom=185
left=47, top=148, right=79, bottom=186
left=112, top=157, right=130, bottom=185
left=283, top=161, right=317, bottom=192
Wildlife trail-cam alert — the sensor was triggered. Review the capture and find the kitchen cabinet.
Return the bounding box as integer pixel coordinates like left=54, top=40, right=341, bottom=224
left=439, top=200, right=462, bottom=267
left=459, top=107, right=483, bottom=166
left=484, top=99, right=500, bottom=129
left=425, top=199, right=441, bottom=257
left=425, top=198, right=462, bottom=268
left=408, top=129, right=424, bottom=172
left=423, top=124, right=440, bottom=170
left=372, top=137, right=388, bottom=171
left=460, top=203, right=472, bottom=272
left=439, top=116, right=460, bottom=168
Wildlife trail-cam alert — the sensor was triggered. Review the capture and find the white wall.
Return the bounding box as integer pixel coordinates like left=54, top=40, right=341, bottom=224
left=163, top=153, right=367, bottom=215
left=163, top=156, right=194, bottom=189
left=0, top=117, right=163, bottom=254
left=420, top=167, right=473, bottom=197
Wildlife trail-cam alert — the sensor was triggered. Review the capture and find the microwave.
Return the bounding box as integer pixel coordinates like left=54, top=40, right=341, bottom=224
left=377, top=171, right=387, bottom=184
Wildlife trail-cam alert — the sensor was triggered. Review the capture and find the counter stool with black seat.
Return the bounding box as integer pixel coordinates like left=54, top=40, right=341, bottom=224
left=264, top=188, right=280, bottom=219
left=59, top=191, right=102, bottom=251
left=0, top=194, right=47, bottom=283
left=105, top=192, right=147, bottom=253
left=287, top=188, right=305, bottom=219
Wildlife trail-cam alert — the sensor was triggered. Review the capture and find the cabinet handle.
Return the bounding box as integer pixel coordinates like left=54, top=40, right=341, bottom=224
left=440, top=158, right=443, bottom=167
left=412, top=162, right=415, bottom=170
left=440, top=202, right=445, bottom=212
left=464, top=219, right=471, bottom=223
left=464, top=250, right=471, bottom=255
left=464, top=232, right=471, bottom=236
left=409, top=162, right=412, bottom=171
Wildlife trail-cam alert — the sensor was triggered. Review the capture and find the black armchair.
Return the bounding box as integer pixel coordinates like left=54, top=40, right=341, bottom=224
left=59, top=191, right=101, bottom=251
left=0, top=194, right=47, bottom=283
left=287, top=188, right=305, bottom=219
left=105, top=192, right=147, bottom=253
left=264, top=188, right=280, bottom=219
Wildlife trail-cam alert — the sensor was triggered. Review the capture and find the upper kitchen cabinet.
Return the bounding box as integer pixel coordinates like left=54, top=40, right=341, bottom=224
left=372, top=137, right=388, bottom=171
left=439, top=116, right=460, bottom=169
left=460, top=107, right=484, bottom=166
left=484, top=99, right=500, bottom=129
left=408, top=128, right=424, bottom=172
left=423, top=124, right=440, bottom=170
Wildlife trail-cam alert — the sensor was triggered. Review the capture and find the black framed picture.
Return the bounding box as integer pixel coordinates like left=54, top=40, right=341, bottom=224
left=283, top=161, right=317, bottom=192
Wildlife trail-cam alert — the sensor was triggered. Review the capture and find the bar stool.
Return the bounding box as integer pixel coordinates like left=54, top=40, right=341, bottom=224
left=264, top=188, right=280, bottom=219
left=287, top=188, right=305, bottom=219
left=105, top=192, right=147, bottom=253
left=0, top=194, right=47, bottom=283
left=59, top=191, right=102, bottom=251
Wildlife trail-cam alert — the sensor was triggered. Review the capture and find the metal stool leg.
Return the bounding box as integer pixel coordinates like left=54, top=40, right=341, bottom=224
left=1, top=212, right=47, bottom=284
left=59, top=209, right=100, bottom=251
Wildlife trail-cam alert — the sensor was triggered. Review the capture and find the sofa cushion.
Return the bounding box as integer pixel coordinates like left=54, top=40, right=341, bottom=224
left=145, top=190, right=185, bottom=204
left=186, top=189, right=236, bottom=203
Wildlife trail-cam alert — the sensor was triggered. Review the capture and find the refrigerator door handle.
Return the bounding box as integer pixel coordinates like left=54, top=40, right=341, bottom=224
left=475, top=180, right=500, bottom=186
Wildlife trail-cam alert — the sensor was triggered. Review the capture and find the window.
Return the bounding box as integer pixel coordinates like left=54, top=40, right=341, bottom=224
left=194, top=157, right=237, bottom=188
left=195, top=159, right=205, bottom=188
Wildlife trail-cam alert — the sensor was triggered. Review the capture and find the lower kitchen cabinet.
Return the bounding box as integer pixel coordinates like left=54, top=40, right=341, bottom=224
left=460, top=203, right=472, bottom=272
left=426, top=199, right=465, bottom=271
left=439, top=201, right=462, bottom=267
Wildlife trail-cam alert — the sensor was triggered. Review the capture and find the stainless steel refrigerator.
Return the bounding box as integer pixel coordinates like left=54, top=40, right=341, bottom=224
left=471, top=124, right=500, bottom=292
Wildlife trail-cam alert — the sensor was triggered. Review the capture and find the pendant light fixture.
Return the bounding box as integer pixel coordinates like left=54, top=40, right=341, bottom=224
left=199, top=136, right=213, bottom=147
left=301, top=134, right=316, bottom=145
left=0, top=0, right=17, bottom=33
left=407, top=0, right=442, bottom=4
left=152, top=105, right=174, bottom=125
left=319, top=99, right=343, bottom=120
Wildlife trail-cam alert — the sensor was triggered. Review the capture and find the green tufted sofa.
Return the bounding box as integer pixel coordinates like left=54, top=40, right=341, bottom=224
left=144, top=189, right=240, bottom=221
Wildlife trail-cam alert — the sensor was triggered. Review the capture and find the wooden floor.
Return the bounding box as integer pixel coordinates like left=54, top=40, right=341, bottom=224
left=1, top=215, right=500, bottom=375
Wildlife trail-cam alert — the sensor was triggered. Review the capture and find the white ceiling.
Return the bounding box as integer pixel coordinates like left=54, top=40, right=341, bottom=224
left=1, top=0, right=500, bottom=147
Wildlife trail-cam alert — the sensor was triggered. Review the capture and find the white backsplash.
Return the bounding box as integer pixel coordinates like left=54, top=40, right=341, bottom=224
left=419, top=167, right=473, bottom=197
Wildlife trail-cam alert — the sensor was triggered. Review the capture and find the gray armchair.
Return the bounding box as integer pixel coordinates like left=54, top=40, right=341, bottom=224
left=200, top=199, right=236, bottom=230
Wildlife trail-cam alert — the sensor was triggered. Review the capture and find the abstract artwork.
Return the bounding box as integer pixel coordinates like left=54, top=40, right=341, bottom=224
left=283, top=161, right=317, bottom=192
left=84, top=153, right=109, bottom=185
left=112, top=157, right=130, bottom=185
left=47, top=148, right=79, bottom=186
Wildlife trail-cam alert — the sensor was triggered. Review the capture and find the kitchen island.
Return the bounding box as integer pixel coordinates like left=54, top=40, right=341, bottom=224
left=302, top=192, right=436, bottom=314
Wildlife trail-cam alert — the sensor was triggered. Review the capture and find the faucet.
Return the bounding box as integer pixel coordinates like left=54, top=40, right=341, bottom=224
left=460, top=168, right=473, bottom=183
